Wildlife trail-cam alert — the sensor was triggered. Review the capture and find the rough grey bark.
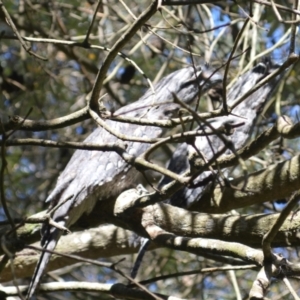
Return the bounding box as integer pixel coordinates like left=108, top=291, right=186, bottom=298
left=26, top=64, right=222, bottom=299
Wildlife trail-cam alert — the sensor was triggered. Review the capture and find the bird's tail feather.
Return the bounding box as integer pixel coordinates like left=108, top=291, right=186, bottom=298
left=26, top=230, right=60, bottom=299
left=130, top=238, right=151, bottom=279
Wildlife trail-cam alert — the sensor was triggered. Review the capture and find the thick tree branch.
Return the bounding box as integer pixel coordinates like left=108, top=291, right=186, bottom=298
left=189, top=153, right=300, bottom=213
left=1, top=281, right=177, bottom=300
left=191, top=115, right=300, bottom=170
left=2, top=206, right=300, bottom=282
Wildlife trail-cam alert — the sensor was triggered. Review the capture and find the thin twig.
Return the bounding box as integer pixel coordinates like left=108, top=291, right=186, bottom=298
left=222, top=18, right=250, bottom=114
left=26, top=244, right=163, bottom=300
left=83, top=0, right=103, bottom=45
left=0, top=0, right=46, bottom=60
left=289, top=0, right=300, bottom=54
left=262, top=190, right=300, bottom=261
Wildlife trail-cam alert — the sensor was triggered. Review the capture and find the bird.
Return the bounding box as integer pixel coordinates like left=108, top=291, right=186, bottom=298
left=166, top=59, right=284, bottom=208
left=130, top=59, right=285, bottom=278
left=26, top=63, right=223, bottom=299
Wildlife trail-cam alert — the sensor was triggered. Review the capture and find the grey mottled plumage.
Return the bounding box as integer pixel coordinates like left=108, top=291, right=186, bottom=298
left=131, top=60, right=284, bottom=278
left=164, top=60, right=283, bottom=208
left=26, top=64, right=222, bottom=298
